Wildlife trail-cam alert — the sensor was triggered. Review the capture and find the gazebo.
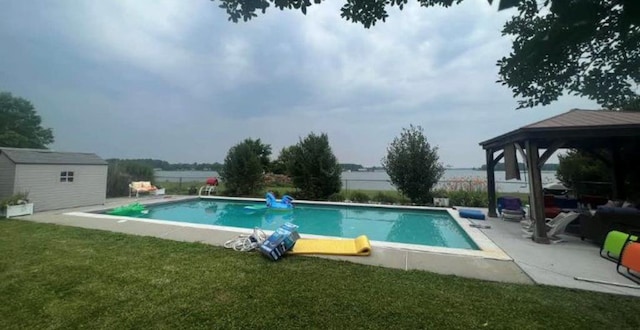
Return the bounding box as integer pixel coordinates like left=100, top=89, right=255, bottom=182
left=479, top=109, right=640, bottom=244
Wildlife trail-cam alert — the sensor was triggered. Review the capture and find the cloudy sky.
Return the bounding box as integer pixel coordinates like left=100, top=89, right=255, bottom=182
left=0, top=0, right=599, bottom=167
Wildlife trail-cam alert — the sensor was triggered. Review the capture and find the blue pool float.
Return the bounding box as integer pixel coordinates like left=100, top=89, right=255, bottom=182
left=265, top=192, right=294, bottom=211
left=459, top=209, right=486, bottom=220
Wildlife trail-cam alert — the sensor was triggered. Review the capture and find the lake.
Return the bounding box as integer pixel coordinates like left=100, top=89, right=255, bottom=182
left=155, top=169, right=558, bottom=193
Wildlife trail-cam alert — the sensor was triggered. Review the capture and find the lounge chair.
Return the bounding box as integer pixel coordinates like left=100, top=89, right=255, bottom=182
left=198, top=177, right=219, bottom=196
left=498, top=196, right=525, bottom=221
left=129, top=181, right=158, bottom=198
left=521, top=212, right=574, bottom=231
left=617, top=232, right=640, bottom=284
left=522, top=212, right=580, bottom=242
left=600, top=230, right=639, bottom=262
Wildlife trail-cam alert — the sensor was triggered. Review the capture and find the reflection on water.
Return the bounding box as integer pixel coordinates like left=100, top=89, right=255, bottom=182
left=289, top=206, right=343, bottom=237
left=132, top=200, right=477, bottom=250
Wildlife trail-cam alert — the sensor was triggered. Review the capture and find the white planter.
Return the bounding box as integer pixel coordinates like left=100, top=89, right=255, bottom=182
left=3, top=203, right=34, bottom=218
left=154, top=188, right=166, bottom=196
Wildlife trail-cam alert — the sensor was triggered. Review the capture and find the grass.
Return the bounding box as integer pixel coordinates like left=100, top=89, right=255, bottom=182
left=1, top=220, right=639, bottom=329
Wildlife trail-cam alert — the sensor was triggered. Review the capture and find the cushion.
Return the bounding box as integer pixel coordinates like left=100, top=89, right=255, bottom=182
left=459, top=209, right=486, bottom=220
left=596, top=206, right=640, bottom=215
left=545, top=207, right=561, bottom=218
left=544, top=195, right=556, bottom=207
left=554, top=197, right=579, bottom=209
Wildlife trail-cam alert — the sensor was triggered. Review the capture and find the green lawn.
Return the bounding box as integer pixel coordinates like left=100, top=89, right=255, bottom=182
left=1, top=220, right=639, bottom=329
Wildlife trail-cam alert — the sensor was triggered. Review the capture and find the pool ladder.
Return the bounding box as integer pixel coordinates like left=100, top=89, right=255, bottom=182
left=199, top=185, right=217, bottom=196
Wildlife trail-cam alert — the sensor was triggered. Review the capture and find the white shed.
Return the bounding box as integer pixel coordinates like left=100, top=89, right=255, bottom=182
left=0, top=147, right=108, bottom=212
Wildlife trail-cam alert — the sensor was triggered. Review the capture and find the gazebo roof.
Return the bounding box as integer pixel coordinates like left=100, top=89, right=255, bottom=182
left=479, top=109, right=640, bottom=150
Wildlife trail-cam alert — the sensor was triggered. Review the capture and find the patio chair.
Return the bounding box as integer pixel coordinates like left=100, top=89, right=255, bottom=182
left=600, top=230, right=639, bottom=263
left=522, top=212, right=580, bottom=241
left=199, top=177, right=219, bottom=196
left=129, top=181, right=158, bottom=198
left=616, top=232, right=640, bottom=284
left=498, top=196, right=525, bottom=221
left=521, top=211, right=574, bottom=232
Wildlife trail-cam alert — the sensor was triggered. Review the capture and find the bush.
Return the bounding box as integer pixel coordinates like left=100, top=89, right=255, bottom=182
left=269, top=190, right=281, bottom=199
left=282, top=191, right=298, bottom=199
left=441, top=190, right=488, bottom=208
left=221, top=139, right=265, bottom=196
left=0, top=192, right=30, bottom=210
left=328, top=192, right=345, bottom=202
left=287, top=133, right=342, bottom=200
left=396, top=195, right=412, bottom=205
left=372, top=192, right=398, bottom=204
left=382, top=125, right=444, bottom=204
left=349, top=191, right=370, bottom=203
left=264, top=173, right=293, bottom=187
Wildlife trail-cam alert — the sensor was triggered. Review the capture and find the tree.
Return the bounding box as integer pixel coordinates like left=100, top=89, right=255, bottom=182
left=243, top=138, right=272, bottom=171
left=220, top=140, right=265, bottom=196
left=498, top=0, right=640, bottom=109
left=287, top=132, right=342, bottom=200
left=214, top=0, right=640, bottom=109
left=270, top=146, right=294, bottom=174
left=382, top=125, right=444, bottom=204
left=0, top=91, right=54, bottom=148
left=556, top=150, right=611, bottom=197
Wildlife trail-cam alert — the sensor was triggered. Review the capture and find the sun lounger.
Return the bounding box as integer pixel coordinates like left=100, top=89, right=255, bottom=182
left=522, top=212, right=580, bottom=242
left=129, top=181, right=158, bottom=198
left=521, top=212, right=575, bottom=231
left=617, top=232, right=640, bottom=284
left=600, top=230, right=639, bottom=262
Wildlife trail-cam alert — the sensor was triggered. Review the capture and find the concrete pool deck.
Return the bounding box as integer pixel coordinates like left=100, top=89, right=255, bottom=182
left=477, top=211, right=640, bottom=297
left=12, top=196, right=640, bottom=297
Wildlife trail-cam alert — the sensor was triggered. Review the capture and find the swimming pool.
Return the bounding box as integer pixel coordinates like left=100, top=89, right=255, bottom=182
left=110, top=199, right=479, bottom=250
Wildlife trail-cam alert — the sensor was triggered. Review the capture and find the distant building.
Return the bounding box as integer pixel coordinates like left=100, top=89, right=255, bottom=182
left=0, top=147, right=108, bottom=212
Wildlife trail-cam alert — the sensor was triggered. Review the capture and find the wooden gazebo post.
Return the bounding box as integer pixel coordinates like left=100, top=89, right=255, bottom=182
left=525, top=140, right=550, bottom=244
left=485, top=149, right=504, bottom=218
left=486, top=149, right=497, bottom=217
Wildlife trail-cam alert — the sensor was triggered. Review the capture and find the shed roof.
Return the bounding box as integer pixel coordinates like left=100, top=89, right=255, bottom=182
left=479, top=109, right=640, bottom=150
left=0, top=147, right=107, bottom=165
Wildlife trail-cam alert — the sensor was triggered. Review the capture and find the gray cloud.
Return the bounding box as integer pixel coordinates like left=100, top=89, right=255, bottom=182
left=0, top=0, right=599, bottom=167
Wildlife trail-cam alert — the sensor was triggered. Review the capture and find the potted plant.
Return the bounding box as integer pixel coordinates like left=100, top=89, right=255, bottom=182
left=0, top=192, right=34, bottom=218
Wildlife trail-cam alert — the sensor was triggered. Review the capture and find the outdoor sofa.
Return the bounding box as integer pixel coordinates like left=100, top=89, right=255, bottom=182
left=580, top=206, right=640, bottom=245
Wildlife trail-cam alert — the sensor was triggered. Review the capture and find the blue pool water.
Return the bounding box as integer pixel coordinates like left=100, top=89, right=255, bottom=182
left=114, top=200, right=479, bottom=250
